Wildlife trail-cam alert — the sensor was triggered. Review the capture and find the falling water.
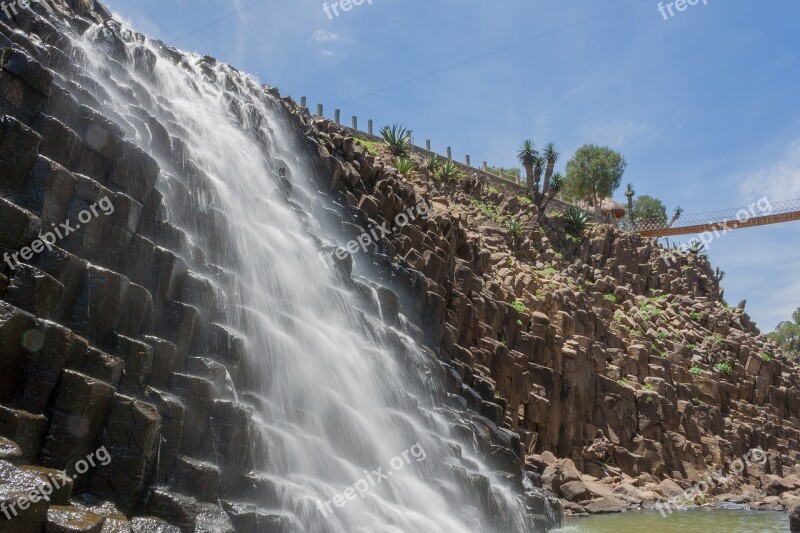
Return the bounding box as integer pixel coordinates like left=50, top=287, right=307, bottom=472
left=59, top=12, right=557, bottom=533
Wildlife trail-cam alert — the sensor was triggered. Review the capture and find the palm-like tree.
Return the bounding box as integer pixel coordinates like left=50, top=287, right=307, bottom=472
left=539, top=172, right=564, bottom=216
left=517, top=140, right=537, bottom=193
left=542, top=143, right=560, bottom=195
left=532, top=156, right=546, bottom=196
left=625, top=184, right=635, bottom=216
left=669, top=206, right=684, bottom=226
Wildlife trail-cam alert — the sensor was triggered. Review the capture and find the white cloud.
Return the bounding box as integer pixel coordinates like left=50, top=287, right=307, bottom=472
left=740, top=139, right=800, bottom=201
left=311, top=30, right=340, bottom=43
left=578, top=119, right=654, bottom=148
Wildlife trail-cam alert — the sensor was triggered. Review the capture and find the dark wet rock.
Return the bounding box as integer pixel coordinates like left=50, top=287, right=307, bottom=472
left=0, top=405, right=48, bottom=462
left=105, top=333, right=153, bottom=395
left=20, top=465, right=73, bottom=505
left=90, top=395, right=161, bottom=513
left=208, top=401, right=252, bottom=483
left=64, top=265, right=129, bottom=344
left=220, top=501, right=294, bottom=533
left=0, top=437, right=21, bottom=465
left=45, top=505, right=104, bottom=532
left=185, top=358, right=229, bottom=399
left=4, top=263, right=64, bottom=318
left=168, top=456, right=220, bottom=503
left=153, top=301, right=196, bottom=363
left=0, top=302, right=37, bottom=403
left=141, top=387, right=184, bottom=485
left=39, top=370, right=114, bottom=473
left=129, top=516, right=181, bottom=533
left=14, top=321, right=84, bottom=414
left=0, top=47, right=53, bottom=120
left=69, top=497, right=129, bottom=532
left=29, top=245, right=88, bottom=322
left=141, top=336, right=178, bottom=390
left=0, top=115, right=40, bottom=196
left=144, top=489, right=234, bottom=533
left=66, top=347, right=124, bottom=389
left=0, top=460, right=50, bottom=531
left=0, top=197, right=42, bottom=252
left=168, top=373, right=212, bottom=458
left=108, top=141, right=159, bottom=204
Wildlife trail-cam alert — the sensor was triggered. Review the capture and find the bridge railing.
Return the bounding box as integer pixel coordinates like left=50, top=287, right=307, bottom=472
left=625, top=198, right=800, bottom=234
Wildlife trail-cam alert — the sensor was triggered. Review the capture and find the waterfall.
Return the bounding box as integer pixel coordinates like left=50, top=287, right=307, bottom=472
left=55, top=12, right=556, bottom=532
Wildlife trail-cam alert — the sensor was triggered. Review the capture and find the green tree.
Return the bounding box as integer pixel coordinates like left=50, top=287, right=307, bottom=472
left=564, top=144, right=627, bottom=207
left=631, top=195, right=668, bottom=225
left=768, top=308, right=800, bottom=358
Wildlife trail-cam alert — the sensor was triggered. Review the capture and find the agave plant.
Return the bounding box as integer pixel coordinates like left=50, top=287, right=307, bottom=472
left=396, top=157, right=416, bottom=177
left=564, top=206, right=593, bottom=236
left=687, top=239, right=707, bottom=256
left=517, top=140, right=537, bottom=193
left=507, top=219, right=525, bottom=239
left=436, top=161, right=461, bottom=182
left=426, top=155, right=441, bottom=172
left=542, top=143, right=560, bottom=195
left=380, top=124, right=412, bottom=157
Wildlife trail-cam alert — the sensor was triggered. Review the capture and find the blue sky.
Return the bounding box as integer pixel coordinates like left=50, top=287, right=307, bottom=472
left=102, top=0, right=800, bottom=332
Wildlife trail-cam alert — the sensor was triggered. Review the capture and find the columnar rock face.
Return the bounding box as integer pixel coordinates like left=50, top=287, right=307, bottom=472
left=292, top=103, right=800, bottom=514
left=0, top=1, right=557, bottom=531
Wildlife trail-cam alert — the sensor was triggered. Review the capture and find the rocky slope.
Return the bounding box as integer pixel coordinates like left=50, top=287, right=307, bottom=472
left=295, top=110, right=800, bottom=518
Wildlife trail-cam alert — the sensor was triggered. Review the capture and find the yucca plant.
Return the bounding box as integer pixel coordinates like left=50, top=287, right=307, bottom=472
left=426, top=155, right=441, bottom=172
left=625, top=184, right=635, bottom=215
left=380, top=124, right=412, bottom=157
left=517, top=140, right=537, bottom=193
left=538, top=172, right=564, bottom=218
left=532, top=156, right=546, bottom=194
left=396, top=158, right=416, bottom=176
left=670, top=206, right=684, bottom=226
left=564, top=206, right=593, bottom=236
left=436, top=161, right=461, bottom=182
left=542, top=143, right=560, bottom=195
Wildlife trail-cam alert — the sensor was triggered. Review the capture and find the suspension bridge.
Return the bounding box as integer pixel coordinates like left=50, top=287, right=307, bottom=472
left=628, top=198, right=800, bottom=238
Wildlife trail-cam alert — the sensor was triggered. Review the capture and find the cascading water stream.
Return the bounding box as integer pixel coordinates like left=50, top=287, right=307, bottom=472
left=58, top=13, right=557, bottom=532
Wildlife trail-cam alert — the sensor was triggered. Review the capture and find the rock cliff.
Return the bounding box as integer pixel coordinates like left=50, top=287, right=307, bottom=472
left=296, top=107, right=800, bottom=515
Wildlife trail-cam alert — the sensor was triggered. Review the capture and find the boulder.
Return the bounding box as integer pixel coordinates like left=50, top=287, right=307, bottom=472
left=559, top=480, right=590, bottom=502
left=764, top=475, right=794, bottom=497
left=541, top=458, right=581, bottom=494
left=788, top=500, right=800, bottom=533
